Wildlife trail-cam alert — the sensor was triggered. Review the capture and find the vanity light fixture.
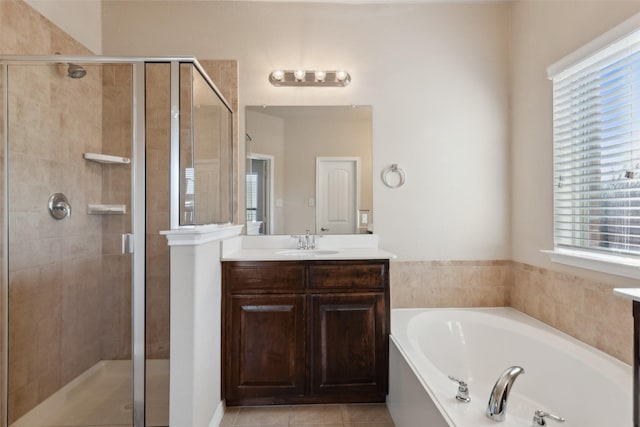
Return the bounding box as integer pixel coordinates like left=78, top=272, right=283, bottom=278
left=271, top=70, right=285, bottom=81
left=293, top=69, right=306, bottom=81
left=269, top=69, right=351, bottom=87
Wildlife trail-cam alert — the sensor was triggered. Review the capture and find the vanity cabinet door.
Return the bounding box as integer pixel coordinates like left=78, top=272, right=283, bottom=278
left=225, top=294, right=306, bottom=405
left=309, top=292, right=387, bottom=401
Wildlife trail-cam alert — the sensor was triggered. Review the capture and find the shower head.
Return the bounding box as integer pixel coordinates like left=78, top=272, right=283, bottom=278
left=67, top=63, right=86, bottom=79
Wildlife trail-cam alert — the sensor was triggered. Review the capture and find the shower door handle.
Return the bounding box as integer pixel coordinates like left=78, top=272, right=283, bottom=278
left=122, top=233, right=135, bottom=254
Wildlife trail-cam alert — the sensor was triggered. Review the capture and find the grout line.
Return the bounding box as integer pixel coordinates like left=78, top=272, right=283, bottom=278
left=339, top=404, right=346, bottom=426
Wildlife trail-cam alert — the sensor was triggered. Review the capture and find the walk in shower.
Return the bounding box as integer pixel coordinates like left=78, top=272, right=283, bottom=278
left=0, top=56, right=234, bottom=427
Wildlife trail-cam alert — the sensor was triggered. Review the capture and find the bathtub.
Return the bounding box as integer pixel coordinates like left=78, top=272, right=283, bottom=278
left=387, top=308, right=632, bottom=427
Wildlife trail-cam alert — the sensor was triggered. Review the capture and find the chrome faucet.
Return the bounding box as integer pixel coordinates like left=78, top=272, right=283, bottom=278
left=293, top=230, right=316, bottom=250
left=486, top=366, right=525, bottom=422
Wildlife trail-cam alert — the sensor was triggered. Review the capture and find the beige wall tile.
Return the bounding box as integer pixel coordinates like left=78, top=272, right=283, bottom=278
left=392, top=260, right=634, bottom=364
left=510, top=262, right=633, bottom=365
left=391, top=260, right=511, bottom=308
left=2, top=0, right=103, bottom=418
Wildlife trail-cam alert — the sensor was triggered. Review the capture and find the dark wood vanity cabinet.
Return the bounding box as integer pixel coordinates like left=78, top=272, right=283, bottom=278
left=222, top=259, right=389, bottom=406
left=227, top=294, right=307, bottom=401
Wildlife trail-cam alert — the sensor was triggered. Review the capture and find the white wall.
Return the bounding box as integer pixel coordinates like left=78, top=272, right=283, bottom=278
left=102, top=1, right=511, bottom=261
left=510, top=1, right=640, bottom=286
left=25, top=0, right=102, bottom=54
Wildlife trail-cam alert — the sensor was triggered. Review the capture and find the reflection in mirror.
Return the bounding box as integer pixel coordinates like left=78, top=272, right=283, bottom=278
left=246, top=106, right=372, bottom=235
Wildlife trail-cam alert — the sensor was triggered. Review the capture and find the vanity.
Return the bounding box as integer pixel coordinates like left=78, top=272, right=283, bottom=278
left=221, top=235, right=394, bottom=406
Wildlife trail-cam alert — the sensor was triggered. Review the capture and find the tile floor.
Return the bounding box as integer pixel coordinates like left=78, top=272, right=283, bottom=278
left=221, top=403, right=396, bottom=427
left=10, top=358, right=394, bottom=427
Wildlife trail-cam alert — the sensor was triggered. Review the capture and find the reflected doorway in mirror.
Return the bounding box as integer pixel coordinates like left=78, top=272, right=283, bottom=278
left=246, top=153, right=274, bottom=235
left=316, top=157, right=360, bottom=235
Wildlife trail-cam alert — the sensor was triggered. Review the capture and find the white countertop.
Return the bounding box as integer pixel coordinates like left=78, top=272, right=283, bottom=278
left=221, top=247, right=395, bottom=261
left=221, top=234, right=396, bottom=261
left=613, top=288, right=640, bottom=302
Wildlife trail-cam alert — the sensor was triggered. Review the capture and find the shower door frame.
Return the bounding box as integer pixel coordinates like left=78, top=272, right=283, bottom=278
left=0, top=55, right=187, bottom=427
left=0, top=54, right=225, bottom=427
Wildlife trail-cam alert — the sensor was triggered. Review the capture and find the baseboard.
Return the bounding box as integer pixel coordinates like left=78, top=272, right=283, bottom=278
left=208, top=400, right=225, bottom=427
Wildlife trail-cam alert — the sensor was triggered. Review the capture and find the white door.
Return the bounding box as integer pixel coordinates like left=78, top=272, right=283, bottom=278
left=316, top=157, right=360, bottom=234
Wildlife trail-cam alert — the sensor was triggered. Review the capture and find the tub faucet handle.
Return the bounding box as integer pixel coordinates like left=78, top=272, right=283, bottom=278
left=448, top=375, right=470, bottom=403
left=532, top=410, right=565, bottom=426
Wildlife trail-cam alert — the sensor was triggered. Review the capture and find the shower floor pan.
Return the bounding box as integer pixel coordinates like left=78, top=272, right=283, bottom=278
left=10, top=359, right=168, bottom=427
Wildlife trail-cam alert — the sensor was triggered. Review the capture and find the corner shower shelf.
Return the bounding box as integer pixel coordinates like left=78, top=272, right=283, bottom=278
left=87, top=204, right=127, bottom=215
left=83, top=153, right=131, bottom=164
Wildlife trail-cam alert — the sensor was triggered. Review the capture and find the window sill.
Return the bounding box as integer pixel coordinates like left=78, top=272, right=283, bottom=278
left=541, top=248, right=640, bottom=280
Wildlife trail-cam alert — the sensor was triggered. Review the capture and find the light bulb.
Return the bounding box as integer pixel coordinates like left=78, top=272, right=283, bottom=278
left=271, top=70, right=285, bottom=81
left=335, top=70, right=348, bottom=82
left=314, top=70, right=326, bottom=82
left=294, top=69, right=306, bottom=81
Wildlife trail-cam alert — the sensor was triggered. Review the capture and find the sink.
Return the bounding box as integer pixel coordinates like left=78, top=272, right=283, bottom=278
left=276, top=249, right=339, bottom=257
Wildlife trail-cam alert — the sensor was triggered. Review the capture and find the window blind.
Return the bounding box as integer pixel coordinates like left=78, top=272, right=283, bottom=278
left=246, top=173, right=258, bottom=221
left=551, top=29, right=640, bottom=257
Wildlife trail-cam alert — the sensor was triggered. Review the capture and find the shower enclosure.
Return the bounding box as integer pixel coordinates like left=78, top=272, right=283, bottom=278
left=0, top=56, right=233, bottom=427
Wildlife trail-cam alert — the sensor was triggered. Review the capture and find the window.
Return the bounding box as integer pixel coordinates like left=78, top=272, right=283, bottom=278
left=246, top=173, right=258, bottom=222
left=549, top=27, right=640, bottom=263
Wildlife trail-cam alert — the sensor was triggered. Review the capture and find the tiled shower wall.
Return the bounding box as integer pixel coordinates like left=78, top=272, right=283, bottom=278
left=391, top=260, right=634, bottom=365
left=145, top=63, right=171, bottom=359
left=199, top=60, right=239, bottom=225
left=101, top=64, right=133, bottom=361
left=143, top=61, right=238, bottom=360
left=1, top=0, right=104, bottom=421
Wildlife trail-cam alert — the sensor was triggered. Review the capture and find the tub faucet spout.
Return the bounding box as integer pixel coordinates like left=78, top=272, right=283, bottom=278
left=486, top=366, right=525, bottom=422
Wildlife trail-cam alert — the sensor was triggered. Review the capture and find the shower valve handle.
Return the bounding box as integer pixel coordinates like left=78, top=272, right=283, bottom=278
left=48, top=193, right=71, bottom=220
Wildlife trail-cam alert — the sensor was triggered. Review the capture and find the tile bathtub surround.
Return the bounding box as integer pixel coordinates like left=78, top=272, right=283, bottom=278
left=391, top=260, right=634, bottom=365
left=221, top=404, right=395, bottom=427
left=510, top=261, right=633, bottom=365
left=390, top=260, right=511, bottom=308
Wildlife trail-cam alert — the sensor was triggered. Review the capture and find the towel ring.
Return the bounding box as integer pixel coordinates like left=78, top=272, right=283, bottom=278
left=381, top=164, right=406, bottom=188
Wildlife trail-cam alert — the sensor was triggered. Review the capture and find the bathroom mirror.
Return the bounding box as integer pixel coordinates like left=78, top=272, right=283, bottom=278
left=246, top=105, right=372, bottom=235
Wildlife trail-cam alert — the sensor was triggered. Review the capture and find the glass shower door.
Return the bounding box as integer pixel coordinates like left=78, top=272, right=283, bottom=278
left=4, top=61, right=140, bottom=427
